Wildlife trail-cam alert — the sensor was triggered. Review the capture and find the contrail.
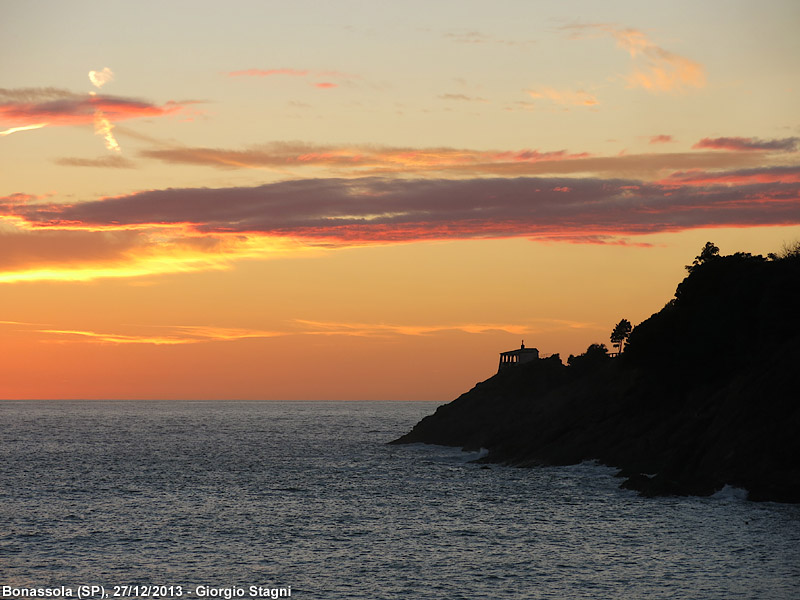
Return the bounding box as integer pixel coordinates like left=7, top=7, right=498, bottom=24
left=0, top=123, right=48, bottom=136
left=88, top=67, right=121, bottom=151
left=94, top=112, right=120, bottom=152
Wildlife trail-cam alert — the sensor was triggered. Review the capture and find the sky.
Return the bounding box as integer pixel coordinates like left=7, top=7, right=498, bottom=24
left=1, top=0, right=798, bottom=400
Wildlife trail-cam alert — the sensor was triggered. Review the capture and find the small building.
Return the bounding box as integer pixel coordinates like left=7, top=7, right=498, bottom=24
left=498, top=341, right=539, bottom=372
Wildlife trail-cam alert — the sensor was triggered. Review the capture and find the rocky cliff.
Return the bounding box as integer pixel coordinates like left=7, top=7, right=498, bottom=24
left=392, top=248, right=800, bottom=503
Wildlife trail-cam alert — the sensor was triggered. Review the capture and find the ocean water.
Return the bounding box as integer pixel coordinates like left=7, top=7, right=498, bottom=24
left=0, top=401, right=798, bottom=600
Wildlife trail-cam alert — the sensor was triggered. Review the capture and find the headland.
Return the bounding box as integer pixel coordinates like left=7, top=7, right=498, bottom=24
left=393, top=244, right=800, bottom=503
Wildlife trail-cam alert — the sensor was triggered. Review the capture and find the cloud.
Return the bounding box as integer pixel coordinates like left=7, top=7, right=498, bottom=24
left=504, top=100, right=537, bottom=112
left=292, top=319, right=586, bottom=337
left=0, top=88, right=185, bottom=129
left=227, top=68, right=355, bottom=89
left=16, top=316, right=593, bottom=345
left=54, top=155, right=136, bottom=168
left=0, top=210, right=308, bottom=283
left=40, top=329, right=199, bottom=345
left=693, top=136, right=800, bottom=152
left=0, top=226, right=145, bottom=271
left=4, top=174, right=797, bottom=249
left=139, top=141, right=768, bottom=179
left=658, top=165, right=800, bottom=186
left=38, top=324, right=286, bottom=345
left=88, top=67, right=114, bottom=89
left=0, top=86, right=192, bottom=152
left=563, top=24, right=705, bottom=92
left=0, top=88, right=80, bottom=102
left=0, top=163, right=796, bottom=282
left=444, top=30, right=491, bottom=44
left=228, top=68, right=311, bottom=77
left=139, top=142, right=591, bottom=173
left=94, top=111, right=120, bottom=152
left=0, top=123, right=48, bottom=136
left=443, top=30, right=535, bottom=48
left=649, top=134, right=674, bottom=144
left=438, top=93, right=488, bottom=102
left=527, top=87, right=598, bottom=107
left=612, top=28, right=705, bottom=91
left=87, top=68, right=121, bottom=150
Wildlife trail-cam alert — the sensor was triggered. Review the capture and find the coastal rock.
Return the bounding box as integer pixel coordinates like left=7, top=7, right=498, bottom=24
left=393, top=251, right=800, bottom=503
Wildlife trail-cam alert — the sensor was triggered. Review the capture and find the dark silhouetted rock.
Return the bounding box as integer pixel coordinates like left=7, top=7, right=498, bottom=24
left=392, top=249, right=800, bottom=503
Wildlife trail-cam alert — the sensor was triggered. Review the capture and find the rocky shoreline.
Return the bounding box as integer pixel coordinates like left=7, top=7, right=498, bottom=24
left=392, top=247, right=800, bottom=503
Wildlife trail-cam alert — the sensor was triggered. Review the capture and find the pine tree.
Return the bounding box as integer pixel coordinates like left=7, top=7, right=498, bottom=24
left=610, top=318, right=632, bottom=354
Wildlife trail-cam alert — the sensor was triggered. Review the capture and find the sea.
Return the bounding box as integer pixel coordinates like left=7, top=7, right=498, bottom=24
left=1, top=401, right=798, bottom=600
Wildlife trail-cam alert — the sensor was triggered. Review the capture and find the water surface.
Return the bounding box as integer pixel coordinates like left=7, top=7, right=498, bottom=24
left=1, top=401, right=797, bottom=599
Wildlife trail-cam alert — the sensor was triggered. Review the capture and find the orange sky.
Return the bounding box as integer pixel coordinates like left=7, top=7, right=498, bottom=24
left=1, top=0, right=798, bottom=399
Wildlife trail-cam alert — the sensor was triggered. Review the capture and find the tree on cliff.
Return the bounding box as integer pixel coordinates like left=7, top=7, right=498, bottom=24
left=610, top=319, right=632, bottom=354
left=567, top=343, right=610, bottom=373
left=686, top=241, right=720, bottom=272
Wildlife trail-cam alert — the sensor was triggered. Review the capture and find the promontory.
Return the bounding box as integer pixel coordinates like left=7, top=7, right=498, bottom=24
left=392, top=244, right=800, bottom=503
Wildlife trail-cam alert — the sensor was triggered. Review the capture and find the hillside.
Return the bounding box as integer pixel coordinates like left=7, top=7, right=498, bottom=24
left=392, top=245, right=800, bottom=503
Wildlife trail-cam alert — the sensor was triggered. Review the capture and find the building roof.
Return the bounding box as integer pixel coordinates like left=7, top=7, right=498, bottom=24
left=499, top=341, right=539, bottom=356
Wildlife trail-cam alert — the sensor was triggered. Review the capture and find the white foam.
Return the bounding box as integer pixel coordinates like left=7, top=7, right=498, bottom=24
left=711, top=484, right=749, bottom=501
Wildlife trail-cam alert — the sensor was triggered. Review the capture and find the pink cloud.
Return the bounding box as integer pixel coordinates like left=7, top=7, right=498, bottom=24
left=313, top=82, right=337, bottom=89
left=0, top=88, right=184, bottom=128
left=614, top=30, right=705, bottom=92
left=562, top=24, right=706, bottom=93
left=649, top=134, right=674, bottom=144
left=693, top=136, right=799, bottom=152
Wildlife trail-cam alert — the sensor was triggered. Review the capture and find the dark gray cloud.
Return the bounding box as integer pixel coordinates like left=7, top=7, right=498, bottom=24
left=693, top=136, right=800, bottom=152
left=5, top=174, right=798, bottom=243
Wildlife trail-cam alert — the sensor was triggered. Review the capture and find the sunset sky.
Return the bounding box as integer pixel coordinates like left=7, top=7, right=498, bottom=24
left=1, top=0, right=798, bottom=400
